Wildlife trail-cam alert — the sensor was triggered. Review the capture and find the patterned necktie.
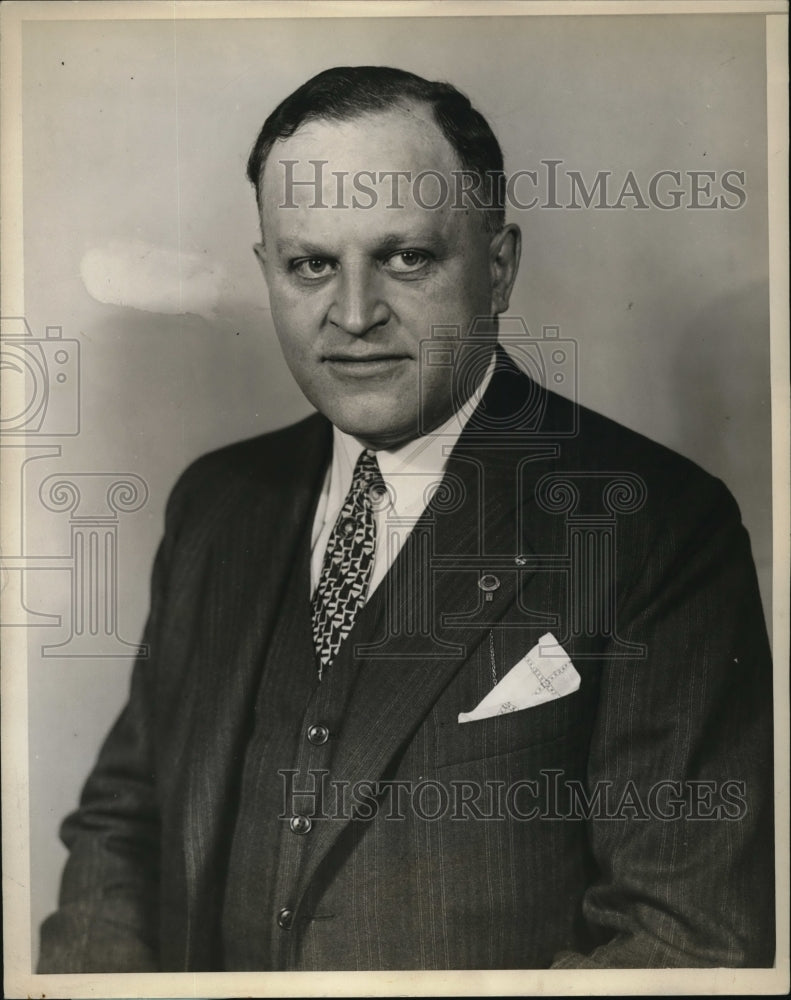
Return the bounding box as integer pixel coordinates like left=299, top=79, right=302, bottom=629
left=312, top=448, right=385, bottom=679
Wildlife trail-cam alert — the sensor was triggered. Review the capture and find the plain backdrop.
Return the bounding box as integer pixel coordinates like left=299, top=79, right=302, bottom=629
left=15, top=11, right=771, bottom=953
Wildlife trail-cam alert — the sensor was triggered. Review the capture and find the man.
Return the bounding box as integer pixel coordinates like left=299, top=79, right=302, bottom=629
left=38, top=66, right=774, bottom=972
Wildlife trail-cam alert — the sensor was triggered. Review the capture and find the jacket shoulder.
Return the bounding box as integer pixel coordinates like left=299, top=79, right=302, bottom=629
left=495, top=350, right=729, bottom=503
left=165, top=412, right=329, bottom=525
left=536, top=387, right=746, bottom=554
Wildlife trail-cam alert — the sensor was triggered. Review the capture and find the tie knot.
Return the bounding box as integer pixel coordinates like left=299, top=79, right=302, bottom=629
left=352, top=448, right=386, bottom=507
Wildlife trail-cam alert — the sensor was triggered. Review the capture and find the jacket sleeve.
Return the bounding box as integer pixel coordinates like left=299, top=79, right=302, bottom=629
left=36, top=472, right=189, bottom=974
left=551, top=476, right=775, bottom=968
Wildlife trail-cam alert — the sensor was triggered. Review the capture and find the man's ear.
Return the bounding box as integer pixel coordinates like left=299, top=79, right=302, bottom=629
left=488, top=223, right=521, bottom=315
left=253, top=242, right=267, bottom=275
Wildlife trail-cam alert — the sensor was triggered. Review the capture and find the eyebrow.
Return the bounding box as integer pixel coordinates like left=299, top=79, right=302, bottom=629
left=374, top=232, right=446, bottom=254
left=275, top=231, right=447, bottom=258
left=275, top=239, right=328, bottom=257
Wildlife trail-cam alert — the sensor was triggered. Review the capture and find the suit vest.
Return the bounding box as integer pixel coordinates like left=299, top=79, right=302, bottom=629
left=221, top=489, right=394, bottom=969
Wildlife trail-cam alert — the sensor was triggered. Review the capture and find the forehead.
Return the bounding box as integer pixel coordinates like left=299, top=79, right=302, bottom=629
left=259, top=106, right=471, bottom=244
left=262, top=104, right=462, bottom=192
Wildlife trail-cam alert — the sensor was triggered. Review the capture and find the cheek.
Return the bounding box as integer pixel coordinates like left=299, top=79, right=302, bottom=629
left=269, top=313, right=316, bottom=384
left=269, top=287, right=319, bottom=352
left=425, top=257, right=492, bottom=324
left=267, top=264, right=321, bottom=308
left=455, top=260, right=494, bottom=314
left=417, top=365, right=454, bottom=415
left=393, top=284, right=479, bottom=339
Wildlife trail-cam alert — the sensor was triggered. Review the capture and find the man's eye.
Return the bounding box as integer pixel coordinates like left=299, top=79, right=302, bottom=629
left=385, top=250, right=429, bottom=273
left=292, top=258, right=334, bottom=279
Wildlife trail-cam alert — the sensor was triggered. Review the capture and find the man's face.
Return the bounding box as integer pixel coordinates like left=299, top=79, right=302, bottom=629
left=255, top=105, right=520, bottom=449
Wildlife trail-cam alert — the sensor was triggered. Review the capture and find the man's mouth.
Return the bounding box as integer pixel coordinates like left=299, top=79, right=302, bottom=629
left=323, top=353, right=411, bottom=376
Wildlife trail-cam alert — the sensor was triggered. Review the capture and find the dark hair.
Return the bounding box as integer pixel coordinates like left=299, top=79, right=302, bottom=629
left=246, top=65, right=505, bottom=231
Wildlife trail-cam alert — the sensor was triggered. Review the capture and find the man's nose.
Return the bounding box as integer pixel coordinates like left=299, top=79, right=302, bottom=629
left=327, top=264, right=390, bottom=336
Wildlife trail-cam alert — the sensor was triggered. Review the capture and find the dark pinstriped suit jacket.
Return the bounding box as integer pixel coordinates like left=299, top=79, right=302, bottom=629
left=38, top=350, right=775, bottom=971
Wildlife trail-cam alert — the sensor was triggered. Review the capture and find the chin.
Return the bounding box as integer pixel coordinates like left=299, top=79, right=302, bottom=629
left=329, top=406, right=418, bottom=450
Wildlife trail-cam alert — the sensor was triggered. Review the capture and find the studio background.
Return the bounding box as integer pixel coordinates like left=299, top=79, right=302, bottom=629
left=14, top=12, right=771, bottom=954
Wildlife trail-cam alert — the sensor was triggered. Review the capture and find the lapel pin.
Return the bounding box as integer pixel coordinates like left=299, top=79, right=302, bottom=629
left=479, top=574, right=501, bottom=602
left=514, top=555, right=527, bottom=567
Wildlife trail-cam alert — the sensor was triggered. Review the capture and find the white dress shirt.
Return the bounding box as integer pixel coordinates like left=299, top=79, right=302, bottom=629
left=310, top=352, right=496, bottom=601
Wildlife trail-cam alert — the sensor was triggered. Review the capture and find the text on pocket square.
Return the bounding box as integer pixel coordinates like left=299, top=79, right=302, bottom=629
left=458, top=633, right=580, bottom=724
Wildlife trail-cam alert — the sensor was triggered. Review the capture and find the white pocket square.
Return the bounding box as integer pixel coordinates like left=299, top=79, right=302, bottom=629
left=458, top=633, right=580, bottom=724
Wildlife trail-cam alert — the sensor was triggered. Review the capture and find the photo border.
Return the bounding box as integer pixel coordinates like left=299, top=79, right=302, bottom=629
left=2, top=2, right=788, bottom=996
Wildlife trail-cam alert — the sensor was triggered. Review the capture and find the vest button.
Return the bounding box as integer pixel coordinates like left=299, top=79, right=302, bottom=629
left=290, top=814, right=312, bottom=835
left=307, top=724, right=330, bottom=745
left=277, top=907, right=294, bottom=930
left=341, top=517, right=357, bottom=537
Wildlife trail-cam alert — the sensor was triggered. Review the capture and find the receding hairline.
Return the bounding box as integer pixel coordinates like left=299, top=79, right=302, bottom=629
left=247, top=67, right=507, bottom=234
left=254, top=100, right=466, bottom=195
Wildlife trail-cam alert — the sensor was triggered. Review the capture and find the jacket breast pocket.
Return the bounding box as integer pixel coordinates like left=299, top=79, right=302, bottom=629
left=431, top=645, right=600, bottom=770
